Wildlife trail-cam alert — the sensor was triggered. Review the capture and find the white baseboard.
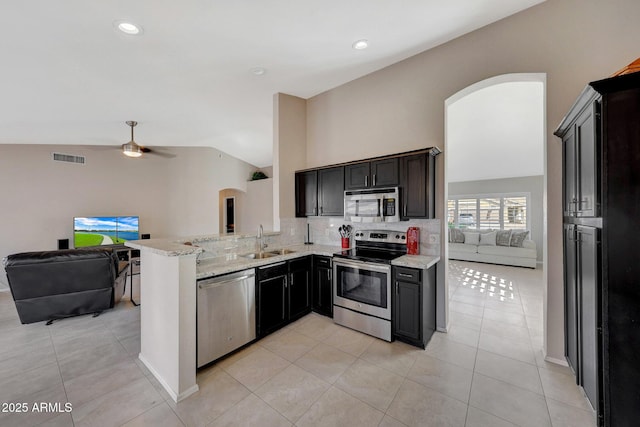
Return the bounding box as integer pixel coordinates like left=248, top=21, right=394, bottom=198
left=544, top=355, right=569, bottom=367
left=138, top=353, right=199, bottom=403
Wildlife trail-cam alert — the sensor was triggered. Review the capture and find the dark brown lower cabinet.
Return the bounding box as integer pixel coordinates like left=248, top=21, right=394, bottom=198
left=312, top=256, right=333, bottom=317
left=256, top=262, right=288, bottom=337
left=564, top=225, right=600, bottom=411
left=392, top=265, right=436, bottom=349
left=288, top=257, right=311, bottom=321
left=257, top=257, right=312, bottom=338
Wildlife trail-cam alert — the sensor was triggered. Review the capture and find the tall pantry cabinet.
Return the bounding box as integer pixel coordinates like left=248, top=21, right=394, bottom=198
left=555, top=70, right=640, bottom=426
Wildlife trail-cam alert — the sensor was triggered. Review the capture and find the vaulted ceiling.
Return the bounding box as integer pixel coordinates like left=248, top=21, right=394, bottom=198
left=1, top=0, right=545, bottom=167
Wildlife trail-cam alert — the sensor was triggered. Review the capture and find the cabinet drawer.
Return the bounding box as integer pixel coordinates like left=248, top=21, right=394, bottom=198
left=314, top=256, right=332, bottom=268
left=257, top=261, right=288, bottom=280
left=289, top=256, right=311, bottom=271
left=394, top=267, right=421, bottom=283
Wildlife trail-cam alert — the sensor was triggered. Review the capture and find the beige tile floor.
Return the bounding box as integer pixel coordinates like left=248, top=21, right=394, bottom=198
left=0, top=261, right=597, bottom=427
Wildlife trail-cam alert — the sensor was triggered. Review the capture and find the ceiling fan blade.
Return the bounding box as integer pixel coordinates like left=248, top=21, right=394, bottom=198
left=140, top=146, right=176, bottom=158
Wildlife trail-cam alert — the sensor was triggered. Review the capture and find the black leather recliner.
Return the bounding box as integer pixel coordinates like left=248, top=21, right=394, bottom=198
left=3, top=248, right=129, bottom=324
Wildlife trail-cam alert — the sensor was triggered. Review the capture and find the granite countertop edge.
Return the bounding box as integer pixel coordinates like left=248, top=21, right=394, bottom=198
left=391, top=255, right=440, bottom=270
left=195, top=244, right=340, bottom=278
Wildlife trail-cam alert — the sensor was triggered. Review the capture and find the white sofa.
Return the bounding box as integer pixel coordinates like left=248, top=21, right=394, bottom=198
left=448, top=229, right=537, bottom=268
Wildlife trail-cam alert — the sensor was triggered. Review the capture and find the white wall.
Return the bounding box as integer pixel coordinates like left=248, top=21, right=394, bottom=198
left=0, top=144, right=255, bottom=288
left=447, top=80, right=544, bottom=183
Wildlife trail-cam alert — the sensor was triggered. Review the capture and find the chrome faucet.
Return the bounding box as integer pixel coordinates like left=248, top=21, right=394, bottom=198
left=257, top=224, right=267, bottom=252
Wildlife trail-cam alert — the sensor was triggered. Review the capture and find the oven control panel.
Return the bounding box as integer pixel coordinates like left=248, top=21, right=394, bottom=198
left=354, top=230, right=407, bottom=244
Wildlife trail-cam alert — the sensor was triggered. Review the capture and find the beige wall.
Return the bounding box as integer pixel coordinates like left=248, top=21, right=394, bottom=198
left=303, top=0, right=640, bottom=360
left=273, top=93, right=307, bottom=226
left=241, top=178, right=274, bottom=233
left=0, top=144, right=255, bottom=288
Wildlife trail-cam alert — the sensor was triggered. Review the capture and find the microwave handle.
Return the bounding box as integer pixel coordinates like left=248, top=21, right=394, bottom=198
left=380, top=197, right=385, bottom=219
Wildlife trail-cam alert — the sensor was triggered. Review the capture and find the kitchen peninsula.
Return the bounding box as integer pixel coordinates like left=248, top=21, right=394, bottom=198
left=126, top=231, right=439, bottom=402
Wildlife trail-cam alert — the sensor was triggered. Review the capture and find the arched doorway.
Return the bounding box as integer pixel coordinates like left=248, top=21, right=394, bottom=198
left=444, top=73, right=548, bottom=351
left=219, top=188, right=245, bottom=234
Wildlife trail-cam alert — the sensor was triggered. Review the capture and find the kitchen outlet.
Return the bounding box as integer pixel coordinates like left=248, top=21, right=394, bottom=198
left=290, top=228, right=295, bottom=236
left=428, top=234, right=439, bottom=244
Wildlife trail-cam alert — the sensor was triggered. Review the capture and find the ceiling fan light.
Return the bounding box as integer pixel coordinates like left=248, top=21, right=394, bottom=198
left=123, top=141, right=142, bottom=157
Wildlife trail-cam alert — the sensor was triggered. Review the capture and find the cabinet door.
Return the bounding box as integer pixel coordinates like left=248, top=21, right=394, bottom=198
left=345, top=162, right=370, bottom=190
left=371, top=158, right=399, bottom=188
left=394, top=280, right=421, bottom=342
left=257, top=264, right=288, bottom=337
left=563, top=224, right=579, bottom=376
left=577, top=225, right=600, bottom=410
left=562, top=128, right=578, bottom=217
left=575, top=102, right=600, bottom=217
left=401, top=154, right=432, bottom=218
left=295, top=171, right=318, bottom=217
left=312, top=256, right=333, bottom=317
left=289, top=257, right=311, bottom=321
left=318, top=166, right=344, bottom=216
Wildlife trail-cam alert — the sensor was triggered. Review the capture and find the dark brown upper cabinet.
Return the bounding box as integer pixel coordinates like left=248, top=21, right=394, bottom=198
left=295, top=166, right=344, bottom=217
left=317, top=166, right=344, bottom=216
left=400, top=153, right=435, bottom=219
left=345, top=158, right=399, bottom=190
left=294, top=147, right=439, bottom=219
left=295, top=170, right=317, bottom=217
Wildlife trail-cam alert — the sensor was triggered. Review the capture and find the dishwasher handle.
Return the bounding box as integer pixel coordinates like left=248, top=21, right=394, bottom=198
left=198, top=270, right=255, bottom=290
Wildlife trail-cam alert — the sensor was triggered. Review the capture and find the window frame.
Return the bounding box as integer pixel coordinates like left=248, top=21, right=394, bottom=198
left=448, top=192, right=531, bottom=231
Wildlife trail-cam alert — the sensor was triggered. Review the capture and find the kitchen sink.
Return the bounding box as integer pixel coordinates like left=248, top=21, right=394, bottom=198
left=240, top=249, right=296, bottom=259
left=241, top=252, right=278, bottom=259
left=269, top=249, right=296, bottom=255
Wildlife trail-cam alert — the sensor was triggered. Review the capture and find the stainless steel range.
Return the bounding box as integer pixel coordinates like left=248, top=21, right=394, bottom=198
left=333, top=230, right=407, bottom=341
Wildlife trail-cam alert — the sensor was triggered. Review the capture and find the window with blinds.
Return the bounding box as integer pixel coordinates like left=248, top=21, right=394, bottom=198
left=448, top=194, right=529, bottom=230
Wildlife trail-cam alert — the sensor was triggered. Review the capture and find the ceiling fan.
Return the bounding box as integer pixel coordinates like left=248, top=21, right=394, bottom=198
left=121, top=121, right=174, bottom=158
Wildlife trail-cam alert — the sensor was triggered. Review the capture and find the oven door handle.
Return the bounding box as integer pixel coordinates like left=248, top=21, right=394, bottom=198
left=333, top=258, right=391, bottom=274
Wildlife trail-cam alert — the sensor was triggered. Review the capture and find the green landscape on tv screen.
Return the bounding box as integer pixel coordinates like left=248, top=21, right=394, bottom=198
left=74, top=216, right=139, bottom=248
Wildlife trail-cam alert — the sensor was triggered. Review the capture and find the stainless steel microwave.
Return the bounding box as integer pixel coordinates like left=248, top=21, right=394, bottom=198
left=344, top=187, right=401, bottom=223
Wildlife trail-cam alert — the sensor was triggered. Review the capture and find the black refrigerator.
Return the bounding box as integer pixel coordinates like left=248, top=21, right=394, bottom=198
left=555, top=69, right=640, bottom=426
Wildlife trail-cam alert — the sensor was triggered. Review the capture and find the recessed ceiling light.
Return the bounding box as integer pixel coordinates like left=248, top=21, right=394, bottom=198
left=250, top=67, right=266, bottom=76
left=352, top=39, right=369, bottom=50
left=114, top=20, right=143, bottom=36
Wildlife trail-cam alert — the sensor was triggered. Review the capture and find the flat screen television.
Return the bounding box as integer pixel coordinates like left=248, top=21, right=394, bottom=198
left=74, top=216, right=140, bottom=248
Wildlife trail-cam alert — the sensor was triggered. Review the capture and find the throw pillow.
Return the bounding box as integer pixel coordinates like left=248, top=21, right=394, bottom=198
left=449, top=228, right=465, bottom=243
left=510, top=230, right=530, bottom=247
left=463, top=232, right=480, bottom=245
left=496, top=230, right=512, bottom=247
left=479, top=231, right=497, bottom=246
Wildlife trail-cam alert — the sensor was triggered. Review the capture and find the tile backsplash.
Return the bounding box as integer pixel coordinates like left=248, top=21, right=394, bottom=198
left=190, top=216, right=440, bottom=259
left=305, top=216, right=441, bottom=256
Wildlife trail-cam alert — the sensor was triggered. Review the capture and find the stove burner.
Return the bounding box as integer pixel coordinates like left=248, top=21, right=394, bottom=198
left=334, top=229, right=408, bottom=264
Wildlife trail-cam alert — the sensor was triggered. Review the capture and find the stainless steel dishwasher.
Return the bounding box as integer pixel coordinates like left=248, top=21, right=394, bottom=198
left=197, top=268, right=256, bottom=368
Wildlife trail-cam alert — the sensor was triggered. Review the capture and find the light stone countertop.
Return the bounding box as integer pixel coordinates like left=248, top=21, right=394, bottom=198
left=196, top=244, right=341, bottom=279
left=391, top=254, right=440, bottom=270
left=125, top=231, right=282, bottom=257
left=125, top=239, right=204, bottom=256
left=126, top=237, right=440, bottom=278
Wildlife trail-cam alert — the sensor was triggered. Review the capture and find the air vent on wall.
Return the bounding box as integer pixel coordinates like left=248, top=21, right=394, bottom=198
left=52, top=152, right=85, bottom=165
